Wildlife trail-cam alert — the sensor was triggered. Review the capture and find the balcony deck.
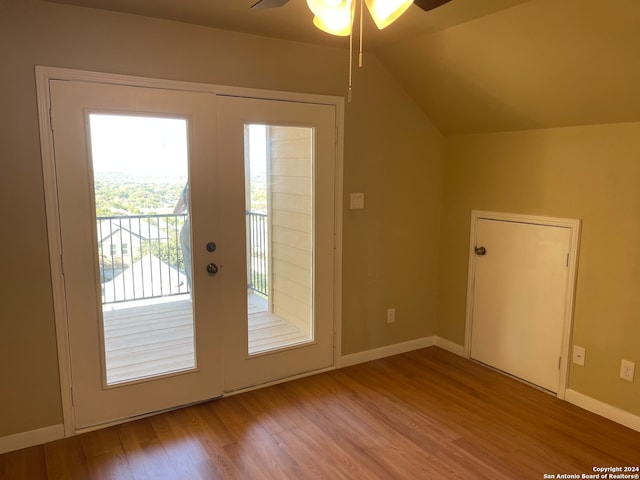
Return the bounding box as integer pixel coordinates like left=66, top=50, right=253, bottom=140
left=102, top=293, right=310, bottom=385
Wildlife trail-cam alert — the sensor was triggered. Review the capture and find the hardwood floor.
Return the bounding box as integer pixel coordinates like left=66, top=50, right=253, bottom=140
left=2, top=347, right=639, bottom=479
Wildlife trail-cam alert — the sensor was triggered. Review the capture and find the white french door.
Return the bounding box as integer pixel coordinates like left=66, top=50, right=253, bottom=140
left=46, top=76, right=339, bottom=431
left=217, top=96, right=336, bottom=392
left=50, top=80, right=224, bottom=429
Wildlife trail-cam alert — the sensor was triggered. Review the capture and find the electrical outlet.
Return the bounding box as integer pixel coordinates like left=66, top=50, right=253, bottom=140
left=572, top=345, right=586, bottom=366
left=386, top=308, right=396, bottom=324
left=620, top=360, right=635, bottom=382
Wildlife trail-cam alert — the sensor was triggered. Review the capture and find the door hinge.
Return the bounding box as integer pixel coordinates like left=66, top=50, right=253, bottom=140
left=566, top=253, right=569, bottom=267
left=49, top=107, right=54, bottom=132
left=558, top=356, right=562, bottom=369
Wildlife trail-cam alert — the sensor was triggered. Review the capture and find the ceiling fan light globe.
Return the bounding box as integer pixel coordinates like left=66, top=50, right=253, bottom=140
left=306, top=0, right=354, bottom=36
left=364, top=0, right=414, bottom=29
left=312, top=13, right=352, bottom=36
left=306, top=0, right=350, bottom=18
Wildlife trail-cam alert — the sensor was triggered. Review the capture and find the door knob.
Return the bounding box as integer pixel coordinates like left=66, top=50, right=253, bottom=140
left=475, top=246, right=487, bottom=256
left=206, top=263, right=219, bottom=275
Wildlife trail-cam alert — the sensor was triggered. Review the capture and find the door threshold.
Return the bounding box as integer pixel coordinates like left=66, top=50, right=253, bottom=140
left=469, top=358, right=557, bottom=397
left=73, top=394, right=224, bottom=435
left=223, top=364, right=336, bottom=398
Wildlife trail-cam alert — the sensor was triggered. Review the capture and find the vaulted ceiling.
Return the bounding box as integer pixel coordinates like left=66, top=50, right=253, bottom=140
left=45, top=0, right=640, bottom=134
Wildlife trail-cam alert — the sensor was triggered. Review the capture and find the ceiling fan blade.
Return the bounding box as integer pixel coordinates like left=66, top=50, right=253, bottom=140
left=251, top=0, right=290, bottom=8
left=413, top=0, right=453, bottom=12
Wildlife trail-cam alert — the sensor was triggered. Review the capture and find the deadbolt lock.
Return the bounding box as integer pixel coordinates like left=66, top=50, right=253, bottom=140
left=475, top=246, right=487, bottom=256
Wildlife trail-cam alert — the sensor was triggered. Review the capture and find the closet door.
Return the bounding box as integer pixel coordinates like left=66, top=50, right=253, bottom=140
left=470, top=217, right=571, bottom=393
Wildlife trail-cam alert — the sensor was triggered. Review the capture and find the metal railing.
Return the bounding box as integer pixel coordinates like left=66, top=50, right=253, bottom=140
left=247, top=211, right=269, bottom=297
left=97, top=213, right=188, bottom=304
left=98, top=212, right=270, bottom=305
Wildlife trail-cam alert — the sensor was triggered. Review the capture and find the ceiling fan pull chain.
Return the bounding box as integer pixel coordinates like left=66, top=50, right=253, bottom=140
left=359, top=0, right=364, bottom=67
left=348, top=7, right=353, bottom=103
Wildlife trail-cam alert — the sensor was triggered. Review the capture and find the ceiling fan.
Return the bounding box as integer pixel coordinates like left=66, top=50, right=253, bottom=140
left=252, top=0, right=453, bottom=13
left=250, top=0, right=453, bottom=99
left=251, top=0, right=453, bottom=36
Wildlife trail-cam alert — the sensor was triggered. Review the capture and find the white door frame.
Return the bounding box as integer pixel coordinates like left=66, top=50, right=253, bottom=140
left=35, top=66, right=344, bottom=436
left=464, top=210, right=580, bottom=400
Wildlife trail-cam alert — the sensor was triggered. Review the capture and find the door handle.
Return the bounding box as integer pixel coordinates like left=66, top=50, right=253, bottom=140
left=206, top=263, right=219, bottom=276
left=475, top=246, right=487, bottom=256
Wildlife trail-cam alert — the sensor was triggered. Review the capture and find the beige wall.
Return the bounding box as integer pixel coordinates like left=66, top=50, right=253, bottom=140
left=341, top=59, right=444, bottom=354
left=0, top=0, right=443, bottom=437
left=439, top=123, right=640, bottom=416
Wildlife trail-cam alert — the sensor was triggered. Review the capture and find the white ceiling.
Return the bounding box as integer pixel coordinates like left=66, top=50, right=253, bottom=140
left=44, top=0, right=640, bottom=134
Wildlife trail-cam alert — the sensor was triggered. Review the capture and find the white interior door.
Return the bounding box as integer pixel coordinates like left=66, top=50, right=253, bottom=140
left=470, top=217, right=572, bottom=393
left=217, top=96, right=336, bottom=392
left=50, top=80, right=223, bottom=429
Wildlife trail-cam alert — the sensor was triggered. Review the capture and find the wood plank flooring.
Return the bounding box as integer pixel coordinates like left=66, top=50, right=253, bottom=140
left=103, top=298, right=196, bottom=384
left=2, top=347, right=639, bottom=479
left=248, top=311, right=311, bottom=354
left=103, top=294, right=309, bottom=384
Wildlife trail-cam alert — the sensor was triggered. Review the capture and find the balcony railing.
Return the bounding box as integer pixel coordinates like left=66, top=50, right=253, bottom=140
left=98, top=211, right=269, bottom=305
left=247, top=211, right=268, bottom=297
left=98, top=214, right=189, bottom=304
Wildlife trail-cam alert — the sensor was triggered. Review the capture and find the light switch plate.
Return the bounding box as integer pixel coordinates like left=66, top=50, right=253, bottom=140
left=350, top=193, right=365, bottom=210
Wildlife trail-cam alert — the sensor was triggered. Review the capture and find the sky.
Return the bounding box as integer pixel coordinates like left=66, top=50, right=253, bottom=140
left=89, top=114, right=189, bottom=178
left=89, top=113, right=267, bottom=178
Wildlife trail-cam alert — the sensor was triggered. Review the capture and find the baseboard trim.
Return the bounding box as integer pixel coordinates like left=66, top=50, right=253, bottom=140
left=565, top=389, right=640, bottom=433
left=340, top=336, right=437, bottom=368
left=435, top=337, right=465, bottom=356
left=0, top=424, right=65, bottom=454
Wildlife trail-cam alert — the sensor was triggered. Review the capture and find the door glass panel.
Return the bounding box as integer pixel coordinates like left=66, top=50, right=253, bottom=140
left=89, top=114, right=195, bottom=385
left=245, top=124, right=314, bottom=355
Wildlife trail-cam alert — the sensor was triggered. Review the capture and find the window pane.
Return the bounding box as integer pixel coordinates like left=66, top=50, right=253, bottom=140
left=245, top=124, right=314, bottom=355
left=89, top=113, right=195, bottom=385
